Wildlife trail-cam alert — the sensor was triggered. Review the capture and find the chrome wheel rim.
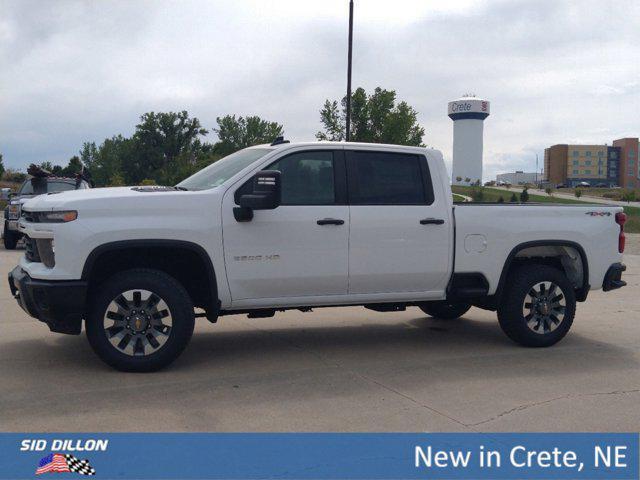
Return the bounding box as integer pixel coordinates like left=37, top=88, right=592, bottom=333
left=522, top=281, right=566, bottom=334
left=103, top=289, right=172, bottom=356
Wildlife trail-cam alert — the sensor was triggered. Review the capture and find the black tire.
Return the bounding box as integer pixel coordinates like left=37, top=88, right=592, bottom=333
left=86, top=268, right=195, bottom=372
left=419, top=301, right=471, bottom=320
left=3, top=226, right=20, bottom=250
left=497, top=265, right=576, bottom=347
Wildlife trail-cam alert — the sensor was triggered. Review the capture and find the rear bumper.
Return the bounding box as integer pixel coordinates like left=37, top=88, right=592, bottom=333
left=8, top=266, right=87, bottom=335
left=602, top=262, right=626, bottom=292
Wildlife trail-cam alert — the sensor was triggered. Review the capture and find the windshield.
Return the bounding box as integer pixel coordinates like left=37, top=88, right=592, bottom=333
left=176, top=148, right=273, bottom=191
left=18, top=180, right=77, bottom=195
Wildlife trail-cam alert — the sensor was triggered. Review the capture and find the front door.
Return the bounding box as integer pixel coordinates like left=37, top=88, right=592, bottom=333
left=222, top=149, right=349, bottom=302
left=346, top=149, right=451, bottom=296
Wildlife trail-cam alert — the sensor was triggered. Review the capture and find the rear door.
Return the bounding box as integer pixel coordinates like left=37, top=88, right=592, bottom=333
left=346, top=149, right=451, bottom=295
left=222, top=149, right=349, bottom=302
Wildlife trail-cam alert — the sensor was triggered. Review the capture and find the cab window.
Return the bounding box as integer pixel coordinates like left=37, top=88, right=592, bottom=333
left=347, top=151, right=433, bottom=205
left=268, top=151, right=335, bottom=205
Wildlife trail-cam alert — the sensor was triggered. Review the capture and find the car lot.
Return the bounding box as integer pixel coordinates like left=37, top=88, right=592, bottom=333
left=1, top=244, right=638, bottom=432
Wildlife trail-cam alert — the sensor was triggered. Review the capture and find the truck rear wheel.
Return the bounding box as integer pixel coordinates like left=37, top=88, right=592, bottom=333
left=419, top=301, right=471, bottom=320
left=497, top=265, right=575, bottom=347
left=86, top=269, right=195, bottom=372
left=3, top=225, right=20, bottom=250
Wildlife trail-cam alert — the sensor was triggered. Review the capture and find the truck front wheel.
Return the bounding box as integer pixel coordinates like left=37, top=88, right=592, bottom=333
left=419, top=301, right=471, bottom=320
left=3, top=225, right=20, bottom=250
left=497, top=265, right=576, bottom=347
left=86, top=269, right=195, bottom=372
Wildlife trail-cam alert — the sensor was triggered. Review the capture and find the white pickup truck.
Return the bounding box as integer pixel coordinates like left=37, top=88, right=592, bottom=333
left=9, top=140, right=627, bottom=371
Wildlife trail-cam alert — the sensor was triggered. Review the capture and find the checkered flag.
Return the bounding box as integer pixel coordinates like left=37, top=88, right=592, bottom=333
left=64, top=454, right=96, bottom=476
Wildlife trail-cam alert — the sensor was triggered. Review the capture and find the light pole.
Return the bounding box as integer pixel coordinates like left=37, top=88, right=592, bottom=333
left=345, top=0, right=354, bottom=141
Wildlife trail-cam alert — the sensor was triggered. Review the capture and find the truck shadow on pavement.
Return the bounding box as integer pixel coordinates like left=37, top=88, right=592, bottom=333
left=7, top=314, right=637, bottom=381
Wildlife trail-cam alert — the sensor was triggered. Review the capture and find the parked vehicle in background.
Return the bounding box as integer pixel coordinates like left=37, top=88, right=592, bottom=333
left=3, top=165, right=91, bottom=249
left=556, top=183, right=567, bottom=189
left=8, top=140, right=627, bottom=371
left=576, top=181, right=590, bottom=188
left=0, top=188, right=11, bottom=201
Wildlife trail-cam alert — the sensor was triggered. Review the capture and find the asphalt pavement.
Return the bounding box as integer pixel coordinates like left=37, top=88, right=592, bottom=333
left=1, top=246, right=638, bottom=432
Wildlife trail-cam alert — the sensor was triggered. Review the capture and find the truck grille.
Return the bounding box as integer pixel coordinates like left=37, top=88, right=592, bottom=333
left=21, top=210, right=36, bottom=223
left=24, top=236, right=41, bottom=263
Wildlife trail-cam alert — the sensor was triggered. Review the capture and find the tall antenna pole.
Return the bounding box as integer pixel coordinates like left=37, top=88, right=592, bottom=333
left=345, top=0, right=354, bottom=141
left=536, top=153, right=539, bottom=185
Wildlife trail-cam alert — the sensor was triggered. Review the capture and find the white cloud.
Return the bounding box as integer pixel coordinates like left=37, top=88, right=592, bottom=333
left=0, top=0, right=638, bottom=182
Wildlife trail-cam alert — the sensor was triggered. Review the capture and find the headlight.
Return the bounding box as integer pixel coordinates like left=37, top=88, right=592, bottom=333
left=38, top=210, right=78, bottom=223
left=8, top=204, right=20, bottom=220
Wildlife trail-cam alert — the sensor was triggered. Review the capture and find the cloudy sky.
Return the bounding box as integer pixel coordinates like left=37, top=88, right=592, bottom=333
left=1, top=0, right=638, bottom=180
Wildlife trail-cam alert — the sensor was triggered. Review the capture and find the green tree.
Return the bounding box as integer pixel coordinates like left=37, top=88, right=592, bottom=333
left=3, top=169, right=27, bottom=183
left=574, top=189, right=582, bottom=199
left=510, top=193, right=518, bottom=203
left=520, top=188, right=530, bottom=203
left=109, top=172, right=125, bottom=186
left=127, top=111, right=209, bottom=185
left=91, top=135, right=132, bottom=187
left=0, top=153, right=5, bottom=179
left=545, top=187, right=554, bottom=196
left=497, top=196, right=505, bottom=203
left=79, top=142, right=98, bottom=172
left=213, top=115, right=284, bottom=157
left=317, top=100, right=344, bottom=141
left=316, top=87, right=425, bottom=146
left=38, top=161, right=55, bottom=172
left=62, top=156, right=83, bottom=176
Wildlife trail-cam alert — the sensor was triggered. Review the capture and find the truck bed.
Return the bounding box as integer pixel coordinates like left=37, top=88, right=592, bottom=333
left=453, top=203, right=623, bottom=295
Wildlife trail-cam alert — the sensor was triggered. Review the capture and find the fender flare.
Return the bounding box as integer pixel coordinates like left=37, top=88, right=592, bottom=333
left=495, top=240, right=590, bottom=302
left=81, top=239, right=219, bottom=311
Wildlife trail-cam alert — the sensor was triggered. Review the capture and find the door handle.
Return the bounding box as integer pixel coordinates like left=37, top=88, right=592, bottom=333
left=420, top=218, right=445, bottom=225
left=317, top=218, right=345, bottom=225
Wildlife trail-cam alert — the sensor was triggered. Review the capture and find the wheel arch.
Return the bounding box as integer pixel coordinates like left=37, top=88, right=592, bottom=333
left=495, top=240, right=589, bottom=303
left=82, top=240, right=219, bottom=317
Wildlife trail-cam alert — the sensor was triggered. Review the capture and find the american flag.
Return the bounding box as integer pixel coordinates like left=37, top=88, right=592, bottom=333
left=36, top=453, right=96, bottom=476
left=36, top=454, right=70, bottom=475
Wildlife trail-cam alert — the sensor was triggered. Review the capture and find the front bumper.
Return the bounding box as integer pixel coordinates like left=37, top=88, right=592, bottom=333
left=602, top=262, right=626, bottom=292
left=8, top=266, right=88, bottom=335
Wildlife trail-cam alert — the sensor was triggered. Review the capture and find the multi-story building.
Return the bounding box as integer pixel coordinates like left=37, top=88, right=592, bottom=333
left=544, top=144, right=569, bottom=186
left=544, top=138, right=638, bottom=188
left=567, top=145, right=608, bottom=186
left=496, top=171, right=539, bottom=185
left=607, top=146, right=621, bottom=186
left=612, top=138, right=639, bottom=189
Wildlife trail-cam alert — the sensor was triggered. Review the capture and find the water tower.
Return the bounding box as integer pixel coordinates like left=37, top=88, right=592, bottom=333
left=448, top=95, right=490, bottom=185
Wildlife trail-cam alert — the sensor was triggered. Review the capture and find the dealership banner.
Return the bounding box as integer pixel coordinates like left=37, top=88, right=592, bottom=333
left=2, top=433, right=637, bottom=479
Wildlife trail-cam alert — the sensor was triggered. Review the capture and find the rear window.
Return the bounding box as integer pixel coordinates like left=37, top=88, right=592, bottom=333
left=18, top=180, right=77, bottom=195
left=348, top=151, right=430, bottom=205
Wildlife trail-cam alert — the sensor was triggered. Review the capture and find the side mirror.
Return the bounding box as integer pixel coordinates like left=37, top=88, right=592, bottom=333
left=234, top=170, right=281, bottom=222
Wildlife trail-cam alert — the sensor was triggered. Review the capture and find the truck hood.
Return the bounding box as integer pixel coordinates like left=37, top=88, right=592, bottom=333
left=22, top=186, right=197, bottom=211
